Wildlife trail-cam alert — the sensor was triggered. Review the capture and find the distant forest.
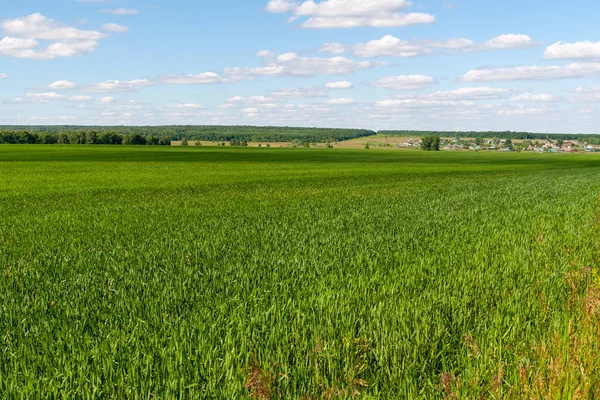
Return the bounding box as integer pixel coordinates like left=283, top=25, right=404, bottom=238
left=1, top=126, right=599, bottom=145
left=378, top=130, right=600, bottom=144
left=0, top=125, right=375, bottom=144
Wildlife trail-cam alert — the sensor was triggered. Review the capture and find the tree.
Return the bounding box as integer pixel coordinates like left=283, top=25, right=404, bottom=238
left=195, top=140, right=202, bottom=146
left=146, top=135, right=160, bottom=145
left=123, top=133, right=146, bottom=145
left=492, top=137, right=500, bottom=147
left=181, top=137, right=188, bottom=146
left=475, top=137, right=483, bottom=146
left=556, top=139, right=564, bottom=147
left=85, top=131, right=98, bottom=144
left=57, top=133, right=68, bottom=144
left=420, top=135, right=441, bottom=151
left=505, top=139, right=513, bottom=149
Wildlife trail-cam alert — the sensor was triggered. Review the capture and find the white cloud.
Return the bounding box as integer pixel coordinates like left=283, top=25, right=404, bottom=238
left=3, top=13, right=104, bottom=40
left=574, top=85, right=600, bottom=93
left=482, top=34, right=534, bottom=50
left=373, top=75, right=435, bottom=90
left=46, top=80, right=76, bottom=90
left=15, top=92, right=64, bottom=103
left=325, top=81, right=352, bottom=89
left=461, top=62, right=600, bottom=82
left=430, top=87, right=510, bottom=100
left=99, top=8, right=139, bottom=15
left=376, top=98, right=473, bottom=108
left=509, top=93, right=558, bottom=102
left=83, top=79, right=154, bottom=92
left=0, top=14, right=105, bottom=59
left=265, top=0, right=435, bottom=29
left=266, top=0, right=298, bottom=13
left=227, top=95, right=280, bottom=104
left=327, top=97, right=354, bottom=104
left=301, top=13, right=435, bottom=28
left=162, top=103, right=204, bottom=110
left=256, top=50, right=275, bottom=58
left=544, top=41, right=600, bottom=60
left=269, top=87, right=328, bottom=99
left=0, top=73, right=7, bottom=79
left=68, top=95, right=93, bottom=102
left=102, top=23, right=129, bottom=33
left=159, top=72, right=232, bottom=85
left=295, top=0, right=412, bottom=16
left=321, top=33, right=535, bottom=58
left=225, top=55, right=378, bottom=78
left=277, top=52, right=299, bottom=62
left=100, top=96, right=115, bottom=103
left=498, top=107, right=544, bottom=116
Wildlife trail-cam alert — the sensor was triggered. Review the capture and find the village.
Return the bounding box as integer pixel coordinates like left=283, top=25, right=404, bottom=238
left=395, top=137, right=600, bottom=152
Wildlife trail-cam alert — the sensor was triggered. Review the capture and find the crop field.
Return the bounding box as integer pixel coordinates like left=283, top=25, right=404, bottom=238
left=1, top=145, right=600, bottom=398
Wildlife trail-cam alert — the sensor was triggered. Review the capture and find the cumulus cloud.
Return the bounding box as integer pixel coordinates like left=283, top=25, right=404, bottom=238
left=430, top=87, right=510, bottom=100
left=225, top=54, right=379, bottom=77
left=509, top=93, right=559, bottom=102
left=461, top=63, right=600, bottom=82
left=159, top=72, right=234, bottom=85
left=15, top=92, right=64, bottom=103
left=0, top=13, right=105, bottom=59
left=375, top=98, right=473, bottom=108
left=68, top=95, right=93, bottom=102
left=256, top=50, right=275, bottom=58
left=99, top=8, right=139, bottom=15
left=83, top=79, right=155, bottom=92
left=265, top=0, right=435, bottom=28
left=161, top=103, right=204, bottom=110
left=266, top=0, right=298, bottom=13
left=102, top=23, right=129, bottom=33
left=498, top=107, right=544, bottom=116
left=544, top=41, right=600, bottom=60
left=3, top=13, right=104, bottom=40
left=574, top=85, right=600, bottom=93
left=269, top=87, right=328, bottom=99
left=327, top=97, right=354, bottom=104
left=325, top=81, right=352, bottom=89
left=46, top=80, right=77, bottom=90
left=483, top=34, right=535, bottom=50
left=373, top=75, right=435, bottom=90
left=321, top=33, right=535, bottom=58
left=0, top=73, right=7, bottom=79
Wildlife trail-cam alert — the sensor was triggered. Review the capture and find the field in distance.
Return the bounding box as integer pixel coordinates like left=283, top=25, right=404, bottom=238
left=1, top=145, right=600, bottom=398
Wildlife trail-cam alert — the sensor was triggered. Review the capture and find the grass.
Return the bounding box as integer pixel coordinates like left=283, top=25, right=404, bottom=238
left=1, top=145, right=600, bottom=398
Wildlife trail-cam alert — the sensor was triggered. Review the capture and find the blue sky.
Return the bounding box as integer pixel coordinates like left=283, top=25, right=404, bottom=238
left=1, top=0, right=600, bottom=133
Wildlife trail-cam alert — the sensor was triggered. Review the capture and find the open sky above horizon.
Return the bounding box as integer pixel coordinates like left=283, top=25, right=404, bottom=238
left=1, top=0, right=600, bottom=133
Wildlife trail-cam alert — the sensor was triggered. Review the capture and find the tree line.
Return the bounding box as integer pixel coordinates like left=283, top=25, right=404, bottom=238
left=0, top=131, right=171, bottom=145
left=0, top=125, right=376, bottom=144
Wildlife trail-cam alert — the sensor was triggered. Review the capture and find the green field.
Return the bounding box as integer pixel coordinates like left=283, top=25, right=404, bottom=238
left=1, top=145, right=600, bottom=398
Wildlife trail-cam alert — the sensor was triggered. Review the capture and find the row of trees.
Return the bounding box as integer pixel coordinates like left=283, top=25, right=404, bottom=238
left=0, top=125, right=375, bottom=143
left=0, top=131, right=171, bottom=145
